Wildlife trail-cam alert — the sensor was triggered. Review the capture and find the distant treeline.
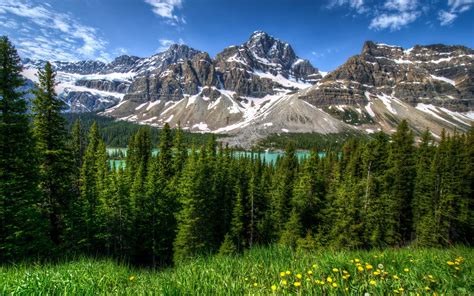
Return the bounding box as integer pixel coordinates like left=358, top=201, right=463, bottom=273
left=64, top=113, right=221, bottom=148
left=257, top=132, right=371, bottom=150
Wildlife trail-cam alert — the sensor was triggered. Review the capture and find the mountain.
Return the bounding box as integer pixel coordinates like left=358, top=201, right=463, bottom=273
left=299, top=41, right=474, bottom=138
left=21, top=44, right=202, bottom=112
left=21, top=32, right=473, bottom=147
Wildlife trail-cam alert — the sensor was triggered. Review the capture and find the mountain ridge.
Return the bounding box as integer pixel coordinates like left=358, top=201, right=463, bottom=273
left=21, top=32, right=473, bottom=147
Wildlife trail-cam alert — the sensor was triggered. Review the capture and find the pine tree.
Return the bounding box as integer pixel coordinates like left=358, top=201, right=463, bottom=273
left=271, top=143, right=298, bottom=238
left=412, top=130, right=437, bottom=246
left=174, top=148, right=215, bottom=263
left=78, top=122, right=102, bottom=251
left=146, top=123, right=177, bottom=265
left=385, top=120, right=415, bottom=245
left=32, top=61, right=73, bottom=246
left=0, top=36, right=49, bottom=260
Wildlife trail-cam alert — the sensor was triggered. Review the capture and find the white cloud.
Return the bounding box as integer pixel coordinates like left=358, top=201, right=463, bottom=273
left=144, top=0, right=185, bottom=25
left=438, top=0, right=474, bottom=25
left=327, top=0, right=366, bottom=13
left=369, top=11, right=419, bottom=30
left=0, top=0, right=109, bottom=61
left=448, top=0, right=474, bottom=10
left=157, top=38, right=184, bottom=52
left=383, top=0, right=418, bottom=12
left=438, top=10, right=457, bottom=25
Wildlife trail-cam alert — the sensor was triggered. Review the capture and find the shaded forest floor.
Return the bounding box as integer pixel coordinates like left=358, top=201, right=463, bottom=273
left=1, top=246, right=473, bottom=295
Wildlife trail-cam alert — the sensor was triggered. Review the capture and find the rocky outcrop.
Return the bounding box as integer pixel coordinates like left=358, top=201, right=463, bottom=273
left=303, top=41, right=474, bottom=112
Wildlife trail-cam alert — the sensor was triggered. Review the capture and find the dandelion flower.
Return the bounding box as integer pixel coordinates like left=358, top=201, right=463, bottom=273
left=296, top=273, right=302, bottom=279
left=271, top=285, right=277, bottom=291
left=253, top=283, right=258, bottom=287
left=281, top=280, right=287, bottom=285
left=403, top=268, right=409, bottom=272
left=399, top=287, right=404, bottom=292
left=332, top=268, right=339, bottom=272
left=370, top=280, right=376, bottom=285
left=327, top=276, right=333, bottom=283
left=425, top=287, right=430, bottom=291
left=332, top=283, right=338, bottom=288
left=355, top=259, right=360, bottom=263
left=294, top=281, right=301, bottom=287
left=312, top=264, right=317, bottom=269
left=286, top=270, right=291, bottom=275
left=128, top=275, right=136, bottom=281
left=307, top=270, right=313, bottom=275
left=343, top=270, right=349, bottom=274
left=373, top=271, right=380, bottom=276
left=357, top=266, right=364, bottom=272
left=393, top=275, right=399, bottom=280
left=454, top=266, right=461, bottom=270
left=280, top=272, right=285, bottom=277
left=365, top=264, right=373, bottom=270
left=447, top=261, right=455, bottom=265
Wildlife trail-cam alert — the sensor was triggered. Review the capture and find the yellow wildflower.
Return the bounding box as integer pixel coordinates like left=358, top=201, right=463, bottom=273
left=307, top=270, right=313, bottom=275
left=271, top=285, right=277, bottom=291
left=357, top=266, right=364, bottom=272
left=280, top=272, right=285, bottom=277
left=447, top=261, right=455, bottom=265
left=332, top=283, right=338, bottom=288
left=355, top=259, right=360, bottom=263
left=253, top=283, right=258, bottom=287
left=296, top=273, right=302, bottom=279
left=425, top=287, right=431, bottom=291
left=399, top=287, right=404, bottom=292
left=343, top=270, right=349, bottom=274
left=365, top=264, right=373, bottom=270
left=332, top=268, right=339, bottom=272
left=286, top=270, right=291, bottom=275
left=373, top=271, right=380, bottom=276
left=312, top=264, right=317, bottom=269
left=403, top=268, right=409, bottom=272
left=128, top=275, right=136, bottom=281
left=281, top=280, right=287, bottom=285
left=455, top=266, right=461, bottom=271
left=306, top=278, right=310, bottom=282
left=370, top=280, right=376, bottom=286
left=327, top=276, right=333, bottom=283
left=315, top=279, right=320, bottom=284
left=294, top=282, right=301, bottom=287
left=393, top=275, right=399, bottom=280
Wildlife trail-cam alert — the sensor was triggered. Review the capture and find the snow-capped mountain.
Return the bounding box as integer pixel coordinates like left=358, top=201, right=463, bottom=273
left=21, top=44, right=202, bottom=112
left=21, top=32, right=473, bottom=147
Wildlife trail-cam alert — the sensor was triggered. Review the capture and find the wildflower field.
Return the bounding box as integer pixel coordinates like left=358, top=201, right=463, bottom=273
left=1, top=246, right=472, bottom=295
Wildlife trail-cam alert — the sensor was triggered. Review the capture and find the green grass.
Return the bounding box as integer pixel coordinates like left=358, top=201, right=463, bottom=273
left=1, top=246, right=473, bottom=295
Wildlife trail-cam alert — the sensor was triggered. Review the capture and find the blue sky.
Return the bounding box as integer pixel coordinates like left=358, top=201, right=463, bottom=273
left=0, top=0, right=473, bottom=71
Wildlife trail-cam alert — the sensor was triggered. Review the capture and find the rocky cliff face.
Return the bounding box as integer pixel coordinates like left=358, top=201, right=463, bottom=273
left=303, top=41, right=474, bottom=112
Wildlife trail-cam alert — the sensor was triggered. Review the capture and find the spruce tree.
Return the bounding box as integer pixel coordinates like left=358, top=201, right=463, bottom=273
left=385, top=120, right=415, bottom=245
left=412, top=130, right=437, bottom=246
left=32, top=61, right=73, bottom=246
left=0, top=36, right=48, bottom=260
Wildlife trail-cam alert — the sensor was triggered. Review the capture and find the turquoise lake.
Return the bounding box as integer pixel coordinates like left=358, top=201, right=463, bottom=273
left=107, top=148, right=319, bottom=169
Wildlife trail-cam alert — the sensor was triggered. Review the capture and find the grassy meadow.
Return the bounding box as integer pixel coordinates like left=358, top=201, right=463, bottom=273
left=1, top=246, right=472, bottom=295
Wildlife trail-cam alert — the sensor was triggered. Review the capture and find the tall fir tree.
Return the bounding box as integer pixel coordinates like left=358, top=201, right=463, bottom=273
left=0, top=36, right=49, bottom=260
left=32, top=61, right=73, bottom=247
left=412, top=130, right=437, bottom=246
left=385, top=120, right=416, bottom=245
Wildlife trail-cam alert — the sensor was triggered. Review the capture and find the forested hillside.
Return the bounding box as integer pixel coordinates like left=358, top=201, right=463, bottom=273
left=1, top=36, right=473, bottom=268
